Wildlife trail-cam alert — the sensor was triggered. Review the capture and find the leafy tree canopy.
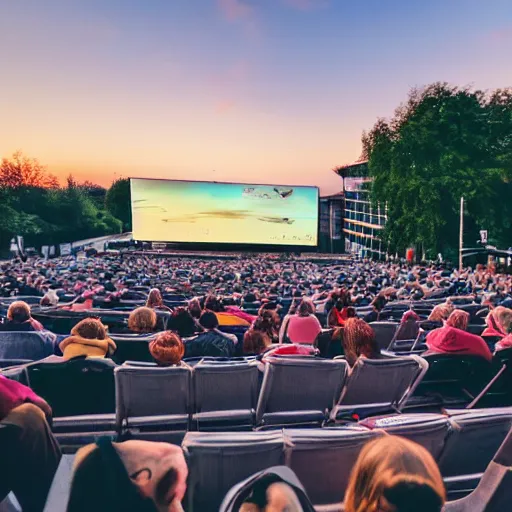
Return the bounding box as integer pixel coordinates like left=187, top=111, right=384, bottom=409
left=362, top=83, right=512, bottom=259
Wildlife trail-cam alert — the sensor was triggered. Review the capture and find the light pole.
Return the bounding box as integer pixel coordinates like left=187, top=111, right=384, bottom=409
left=459, top=196, right=464, bottom=271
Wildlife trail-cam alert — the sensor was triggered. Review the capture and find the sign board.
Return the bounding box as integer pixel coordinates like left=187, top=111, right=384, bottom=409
left=60, top=243, right=72, bottom=256
left=41, top=246, right=49, bottom=259
left=480, top=230, right=488, bottom=244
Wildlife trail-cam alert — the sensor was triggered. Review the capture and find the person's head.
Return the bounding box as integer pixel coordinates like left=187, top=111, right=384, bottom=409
left=401, top=310, right=420, bottom=324
left=243, top=329, right=271, bottom=355
left=343, top=318, right=379, bottom=366
left=199, top=310, right=219, bottom=330
left=168, top=307, right=198, bottom=337
left=128, top=307, right=157, bottom=333
left=146, top=289, right=164, bottom=309
left=67, top=438, right=188, bottom=512
left=427, top=305, right=450, bottom=322
left=344, top=435, right=445, bottom=512
left=188, top=298, right=202, bottom=319
left=71, top=318, right=108, bottom=340
left=6, top=301, right=32, bottom=323
left=494, top=306, right=512, bottom=334
left=204, top=295, right=222, bottom=312
left=446, top=310, right=470, bottom=331
left=253, top=309, right=280, bottom=333
left=149, top=331, right=184, bottom=366
left=296, top=298, right=315, bottom=317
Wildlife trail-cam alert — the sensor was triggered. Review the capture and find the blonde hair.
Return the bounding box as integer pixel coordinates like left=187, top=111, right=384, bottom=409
left=495, top=306, right=512, bottom=334
left=344, top=436, right=445, bottom=512
left=428, top=305, right=451, bottom=322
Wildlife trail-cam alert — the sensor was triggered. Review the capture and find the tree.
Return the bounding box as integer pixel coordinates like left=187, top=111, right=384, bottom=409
left=105, top=178, right=132, bottom=231
left=0, top=151, right=58, bottom=188
left=363, top=83, right=512, bottom=259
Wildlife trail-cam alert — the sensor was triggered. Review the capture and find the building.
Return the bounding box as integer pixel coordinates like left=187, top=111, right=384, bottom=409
left=334, top=161, right=387, bottom=258
left=319, top=192, right=344, bottom=253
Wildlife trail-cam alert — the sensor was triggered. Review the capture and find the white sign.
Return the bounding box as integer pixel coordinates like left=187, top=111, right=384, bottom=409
left=480, top=230, right=488, bottom=244
left=41, top=246, right=49, bottom=259
left=60, top=243, right=72, bottom=256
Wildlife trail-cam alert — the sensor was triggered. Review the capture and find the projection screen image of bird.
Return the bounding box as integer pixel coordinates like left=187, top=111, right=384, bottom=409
left=130, top=178, right=319, bottom=246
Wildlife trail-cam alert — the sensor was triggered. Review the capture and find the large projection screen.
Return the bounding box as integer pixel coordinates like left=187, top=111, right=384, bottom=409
left=130, top=178, right=319, bottom=247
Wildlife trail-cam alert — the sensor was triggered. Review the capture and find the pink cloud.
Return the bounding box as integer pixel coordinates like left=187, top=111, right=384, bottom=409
left=215, top=99, right=236, bottom=114
left=217, top=0, right=254, bottom=22
left=282, top=0, right=328, bottom=11
left=489, top=27, right=512, bottom=43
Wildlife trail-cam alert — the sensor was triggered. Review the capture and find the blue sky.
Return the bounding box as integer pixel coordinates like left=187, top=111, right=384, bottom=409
left=1, top=0, right=511, bottom=193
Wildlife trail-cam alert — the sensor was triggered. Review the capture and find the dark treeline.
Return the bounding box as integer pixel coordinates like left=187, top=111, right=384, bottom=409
left=0, top=151, right=131, bottom=254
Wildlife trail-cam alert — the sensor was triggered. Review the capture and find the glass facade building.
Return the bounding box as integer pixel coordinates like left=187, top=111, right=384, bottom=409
left=319, top=193, right=344, bottom=253
left=334, top=161, right=387, bottom=258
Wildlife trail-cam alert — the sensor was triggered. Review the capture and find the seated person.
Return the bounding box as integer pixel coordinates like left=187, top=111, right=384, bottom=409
left=344, top=435, right=445, bottom=512
left=482, top=306, right=512, bottom=339
left=128, top=307, right=158, bottom=334
left=204, top=295, right=254, bottom=326
left=327, top=290, right=353, bottom=327
left=168, top=307, right=203, bottom=338
left=279, top=298, right=322, bottom=344
left=183, top=311, right=238, bottom=359
left=0, top=375, right=61, bottom=511
left=67, top=438, right=187, bottom=512
left=394, top=310, right=420, bottom=341
left=0, top=300, right=45, bottom=331
left=251, top=309, right=280, bottom=344
left=149, top=331, right=186, bottom=367
left=145, top=288, right=172, bottom=313
left=243, top=329, right=271, bottom=356
left=425, top=309, right=492, bottom=362
left=342, top=318, right=380, bottom=366
left=60, top=318, right=117, bottom=359
left=187, top=298, right=202, bottom=320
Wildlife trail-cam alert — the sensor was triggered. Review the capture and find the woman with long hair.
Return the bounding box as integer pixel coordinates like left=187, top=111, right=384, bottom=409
left=344, top=436, right=445, bottom=512
left=342, top=318, right=380, bottom=366
left=145, top=288, right=171, bottom=312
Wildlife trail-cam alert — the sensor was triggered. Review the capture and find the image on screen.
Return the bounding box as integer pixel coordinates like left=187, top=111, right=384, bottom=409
left=130, top=179, right=319, bottom=246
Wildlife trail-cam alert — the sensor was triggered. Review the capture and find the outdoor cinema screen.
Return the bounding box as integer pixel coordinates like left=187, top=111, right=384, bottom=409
left=130, top=178, right=319, bottom=246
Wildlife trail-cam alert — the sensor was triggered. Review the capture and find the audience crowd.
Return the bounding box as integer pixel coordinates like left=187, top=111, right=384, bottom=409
left=1, top=251, right=512, bottom=510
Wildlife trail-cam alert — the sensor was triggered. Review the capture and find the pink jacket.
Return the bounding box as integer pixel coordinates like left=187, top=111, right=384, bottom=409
left=426, top=326, right=492, bottom=362
left=283, top=315, right=323, bottom=344
left=0, top=375, right=45, bottom=420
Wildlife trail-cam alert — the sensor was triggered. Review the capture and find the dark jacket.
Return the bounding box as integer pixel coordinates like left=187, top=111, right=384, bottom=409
left=183, top=329, right=237, bottom=358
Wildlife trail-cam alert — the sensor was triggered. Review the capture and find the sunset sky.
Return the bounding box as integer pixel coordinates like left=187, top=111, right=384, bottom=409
left=1, top=0, right=511, bottom=194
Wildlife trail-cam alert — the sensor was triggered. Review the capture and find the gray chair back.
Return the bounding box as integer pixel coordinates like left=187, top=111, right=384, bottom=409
left=183, top=431, right=285, bottom=512
left=369, top=322, right=398, bottom=350
left=114, top=365, right=191, bottom=433
left=444, top=424, right=512, bottom=512
left=439, top=408, right=512, bottom=477
left=332, top=355, right=427, bottom=418
left=359, top=413, right=450, bottom=460
left=256, top=357, right=348, bottom=427
left=192, top=361, right=259, bottom=429
left=283, top=427, right=381, bottom=505
left=0, top=332, right=52, bottom=360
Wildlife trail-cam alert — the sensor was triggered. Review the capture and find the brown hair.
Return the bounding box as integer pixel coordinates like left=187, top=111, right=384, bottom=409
left=297, top=298, right=315, bottom=317
left=342, top=318, right=379, bottom=366
left=128, top=307, right=157, bottom=333
left=149, top=331, right=185, bottom=366
left=344, top=435, right=445, bottom=512
left=428, top=305, right=451, bottom=322
left=446, top=310, right=469, bottom=331
left=145, top=288, right=164, bottom=309
left=252, top=309, right=280, bottom=340
left=7, top=301, right=31, bottom=323
left=71, top=318, right=108, bottom=340
left=243, top=329, right=271, bottom=355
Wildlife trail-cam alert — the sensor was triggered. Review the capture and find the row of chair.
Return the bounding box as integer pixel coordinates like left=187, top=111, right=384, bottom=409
left=40, top=408, right=512, bottom=511
left=2, top=355, right=427, bottom=445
